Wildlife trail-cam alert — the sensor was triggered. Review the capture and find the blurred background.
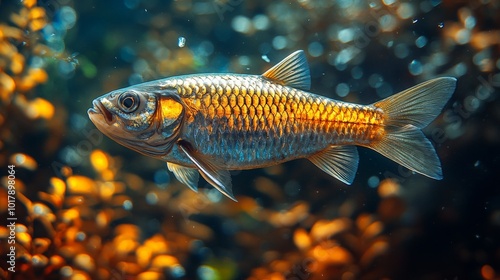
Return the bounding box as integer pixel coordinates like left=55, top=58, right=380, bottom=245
left=0, top=0, right=499, bottom=279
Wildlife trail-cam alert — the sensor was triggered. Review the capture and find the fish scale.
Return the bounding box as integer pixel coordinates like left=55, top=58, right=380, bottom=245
left=161, top=74, right=385, bottom=168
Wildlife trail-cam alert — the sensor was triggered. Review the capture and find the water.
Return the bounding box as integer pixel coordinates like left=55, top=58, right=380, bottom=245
left=0, top=1, right=499, bottom=279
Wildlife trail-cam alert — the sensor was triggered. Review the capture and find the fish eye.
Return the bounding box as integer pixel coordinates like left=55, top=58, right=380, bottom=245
left=118, top=92, right=140, bottom=113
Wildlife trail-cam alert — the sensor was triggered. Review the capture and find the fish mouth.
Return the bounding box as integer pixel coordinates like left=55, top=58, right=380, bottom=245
left=88, top=100, right=114, bottom=125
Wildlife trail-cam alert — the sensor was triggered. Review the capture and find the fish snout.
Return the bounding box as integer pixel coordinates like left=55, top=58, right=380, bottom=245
left=88, top=99, right=114, bottom=125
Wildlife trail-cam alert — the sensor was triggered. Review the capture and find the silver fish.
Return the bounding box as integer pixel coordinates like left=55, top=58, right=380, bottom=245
left=88, top=50, right=457, bottom=201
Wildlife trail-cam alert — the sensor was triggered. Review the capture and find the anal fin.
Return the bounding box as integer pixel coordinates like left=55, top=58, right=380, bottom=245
left=308, top=146, right=359, bottom=185
left=177, top=140, right=237, bottom=202
left=167, top=162, right=199, bottom=192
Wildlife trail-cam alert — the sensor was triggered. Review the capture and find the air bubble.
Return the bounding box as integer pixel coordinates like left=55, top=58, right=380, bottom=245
left=408, top=60, right=423, bottom=75
left=232, top=16, right=252, bottom=33
left=123, top=200, right=133, bottom=210
left=336, top=83, right=350, bottom=97
left=308, top=41, right=324, bottom=57
left=368, top=176, right=380, bottom=188
left=178, top=36, right=186, bottom=48
left=146, top=192, right=159, bottom=205
left=272, top=36, right=287, bottom=50
left=415, top=36, right=427, bottom=48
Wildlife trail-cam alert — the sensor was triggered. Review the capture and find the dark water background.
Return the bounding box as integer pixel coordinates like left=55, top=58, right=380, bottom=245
left=1, top=0, right=499, bottom=279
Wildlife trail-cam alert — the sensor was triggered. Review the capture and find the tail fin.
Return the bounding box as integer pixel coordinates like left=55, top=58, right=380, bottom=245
left=367, top=77, right=457, bottom=179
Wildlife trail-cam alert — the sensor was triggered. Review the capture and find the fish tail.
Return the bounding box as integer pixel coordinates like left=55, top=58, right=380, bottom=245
left=368, top=77, right=457, bottom=179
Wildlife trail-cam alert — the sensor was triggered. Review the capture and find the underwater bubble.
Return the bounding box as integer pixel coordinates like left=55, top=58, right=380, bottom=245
left=415, top=36, right=427, bottom=48
left=272, top=35, right=287, bottom=50
left=476, top=83, right=492, bottom=101
left=379, top=14, right=397, bottom=31
left=368, top=176, right=380, bottom=188
left=351, top=66, right=363, bottom=79
left=398, top=3, right=415, bottom=19
left=58, top=60, right=76, bottom=77
left=338, top=28, right=355, bottom=43
left=253, top=14, right=270, bottom=30
left=146, top=192, right=159, bottom=205
left=368, top=73, right=383, bottom=88
left=178, top=36, right=186, bottom=48
left=171, top=264, right=186, bottom=278
left=58, top=6, right=77, bottom=30
left=408, top=60, right=423, bottom=75
left=123, top=200, right=133, bottom=210
left=438, top=22, right=444, bottom=28
left=261, top=54, right=270, bottom=63
left=335, top=46, right=359, bottom=65
left=336, top=83, right=350, bottom=97
left=206, top=188, right=222, bottom=203
left=412, top=18, right=418, bottom=24
left=394, top=43, right=409, bottom=59
left=456, top=29, right=471, bottom=44
left=308, top=41, right=324, bottom=57
left=232, top=16, right=252, bottom=33
left=452, top=62, right=467, bottom=76
left=30, top=56, right=45, bottom=69
left=464, top=16, right=476, bottom=29
left=464, top=96, right=480, bottom=112
left=238, top=55, right=250, bottom=66
left=76, top=231, right=86, bottom=242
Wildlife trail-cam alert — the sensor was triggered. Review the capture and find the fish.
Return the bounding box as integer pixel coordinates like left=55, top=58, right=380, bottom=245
left=88, top=50, right=457, bottom=201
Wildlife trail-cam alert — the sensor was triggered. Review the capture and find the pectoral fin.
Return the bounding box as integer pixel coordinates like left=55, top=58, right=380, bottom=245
left=308, top=146, right=359, bottom=185
left=177, top=140, right=237, bottom=201
left=167, top=162, right=199, bottom=192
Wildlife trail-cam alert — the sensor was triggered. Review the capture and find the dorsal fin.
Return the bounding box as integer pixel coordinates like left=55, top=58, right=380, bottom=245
left=262, top=50, right=311, bottom=90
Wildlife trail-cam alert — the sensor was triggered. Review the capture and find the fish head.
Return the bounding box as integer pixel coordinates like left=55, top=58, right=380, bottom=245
left=88, top=86, right=185, bottom=158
